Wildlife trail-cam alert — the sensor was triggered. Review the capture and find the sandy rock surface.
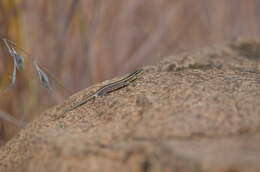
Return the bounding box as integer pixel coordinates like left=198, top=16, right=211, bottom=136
left=0, top=38, right=260, bottom=172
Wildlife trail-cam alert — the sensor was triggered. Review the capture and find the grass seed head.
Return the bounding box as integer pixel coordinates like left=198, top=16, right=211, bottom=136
left=34, top=61, right=53, bottom=91
left=10, top=48, right=24, bottom=71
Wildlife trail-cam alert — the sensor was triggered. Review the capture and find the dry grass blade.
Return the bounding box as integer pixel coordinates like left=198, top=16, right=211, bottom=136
left=0, top=39, right=19, bottom=94
left=10, top=56, right=17, bottom=87
left=0, top=110, right=26, bottom=127
left=0, top=56, right=18, bottom=94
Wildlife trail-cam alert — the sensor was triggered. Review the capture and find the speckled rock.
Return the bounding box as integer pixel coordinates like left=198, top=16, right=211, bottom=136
left=0, top=38, right=260, bottom=172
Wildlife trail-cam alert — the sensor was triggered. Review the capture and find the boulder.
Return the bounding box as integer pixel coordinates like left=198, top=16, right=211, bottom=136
left=0, top=38, right=260, bottom=172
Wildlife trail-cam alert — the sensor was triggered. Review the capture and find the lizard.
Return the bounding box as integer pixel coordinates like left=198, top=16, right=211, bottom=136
left=65, top=68, right=144, bottom=113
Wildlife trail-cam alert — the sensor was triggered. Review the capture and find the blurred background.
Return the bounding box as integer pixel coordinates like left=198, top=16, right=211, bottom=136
left=0, top=0, right=260, bottom=145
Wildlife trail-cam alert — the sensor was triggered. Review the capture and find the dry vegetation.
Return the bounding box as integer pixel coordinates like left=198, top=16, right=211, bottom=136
left=0, top=0, right=260, bottom=144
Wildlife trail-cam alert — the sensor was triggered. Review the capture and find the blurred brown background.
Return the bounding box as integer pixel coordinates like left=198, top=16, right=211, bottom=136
left=0, top=0, right=260, bottom=144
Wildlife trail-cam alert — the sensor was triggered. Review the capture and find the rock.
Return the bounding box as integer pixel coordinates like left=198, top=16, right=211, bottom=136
left=0, top=38, right=260, bottom=172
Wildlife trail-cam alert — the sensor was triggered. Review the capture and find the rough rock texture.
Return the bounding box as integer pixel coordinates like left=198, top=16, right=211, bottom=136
left=0, top=38, right=260, bottom=172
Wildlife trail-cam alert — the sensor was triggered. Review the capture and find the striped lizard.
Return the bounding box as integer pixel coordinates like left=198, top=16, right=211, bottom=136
left=65, top=69, right=144, bottom=113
